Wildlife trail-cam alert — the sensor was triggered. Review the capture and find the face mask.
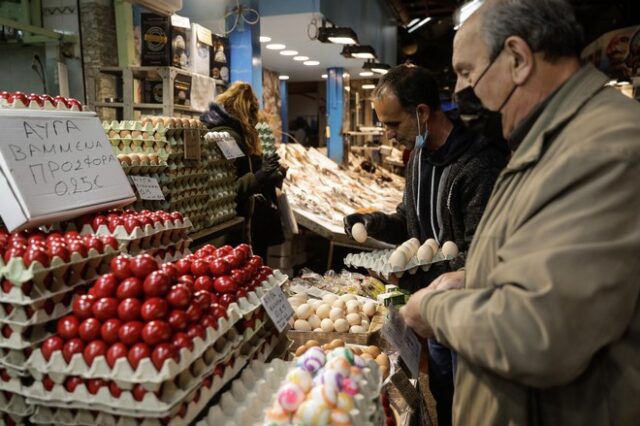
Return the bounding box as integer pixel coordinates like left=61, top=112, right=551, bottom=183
left=454, top=48, right=517, bottom=140
left=415, top=109, right=428, bottom=148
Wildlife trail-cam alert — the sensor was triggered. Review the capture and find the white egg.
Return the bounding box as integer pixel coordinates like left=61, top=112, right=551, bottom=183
left=322, top=294, right=339, bottom=305
left=350, top=325, right=366, bottom=333
left=313, top=328, right=323, bottom=332
left=321, top=318, right=334, bottom=332
left=363, top=301, right=377, bottom=318
left=346, top=300, right=361, bottom=313
left=316, top=304, right=332, bottom=319
left=294, top=319, right=312, bottom=331
left=389, top=250, right=407, bottom=269
left=288, top=297, right=304, bottom=308
left=416, top=243, right=434, bottom=263
left=339, top=294, right=357, bottom=303
left=361, top=319, right=370, bottom=329
left=291, top=293, right=308, bottom=302
left=334, top=319, right=350, bottom=333
left=442, top=241, right=459, bottom=258
left=330, top=307, right=345, bottom=321
left=426, top=238, right=440, bottom=255
left=332, top=299, right=346, bottom=310
left=295, top=304, right=312, bottom=320
left=308, top=314, right=321, bottom=329
left=352, top=222, right=368, bottom=243
left=406, top=238, right=420, bottom=251
left=346, top=313, right=361, bottom=326
left=308, top=299, right=323, bottom=310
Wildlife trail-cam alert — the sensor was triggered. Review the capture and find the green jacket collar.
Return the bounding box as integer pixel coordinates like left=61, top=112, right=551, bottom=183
left=506, top=64, right=609, bottom=172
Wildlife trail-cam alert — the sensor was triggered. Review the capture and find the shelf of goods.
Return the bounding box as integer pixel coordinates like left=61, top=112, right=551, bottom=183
left=103, top=116, right=238, bottom=234
left=0, top=229, right=289, bottom=426
left=278, top=144, right=404, bottom=238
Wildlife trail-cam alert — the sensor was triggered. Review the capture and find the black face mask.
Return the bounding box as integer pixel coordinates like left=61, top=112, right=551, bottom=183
left=454, top=49, right=516, bottom=141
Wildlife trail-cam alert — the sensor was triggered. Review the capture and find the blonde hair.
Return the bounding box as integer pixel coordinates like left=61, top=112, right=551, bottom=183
left=215, top=82, right=262, bottom=155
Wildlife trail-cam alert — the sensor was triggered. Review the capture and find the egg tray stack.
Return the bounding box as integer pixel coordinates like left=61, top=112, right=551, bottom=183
left=196, top=347, right=385, bottom=426
left=18, top=270, right=288, bottom=426
left=256, top=122, right=277, bottom=156
left=202, top=131, right=240, bottom=227
left=344, top=248, right=454, bottom=280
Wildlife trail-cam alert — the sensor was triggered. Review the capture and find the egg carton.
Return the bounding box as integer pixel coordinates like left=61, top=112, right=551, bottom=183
left=343, top=249, right=454, bottom=279
left=0, top=367, right=26, bottom=394
left=120, top=162, right=169, bottom=175
left=0, top=297, right=71, bottom=328
left=0, top=268, right=96, bottom=306
left=0, top=392, right=34, bottom=418
left=0, top=346, right=41, bottom=377
left=0, top=98, right=81, bottom=112
left=196, top=353, right=383, bottom=426
left=151, top=246, right=192, bottom=265
left=25, top=330, right=252, bottom=417
left=29, top=352, right=253, bottom=426
left=103, top=120, right=167, bottom=135
left=121, top=235, right=190, bottom=257
left=26, top=271, right=288, bottom=384
left=0, top=246, right=119, bottom=286
left=74, top=218, right=192, bottom=243
left=0, top=317, right=57, bottom=350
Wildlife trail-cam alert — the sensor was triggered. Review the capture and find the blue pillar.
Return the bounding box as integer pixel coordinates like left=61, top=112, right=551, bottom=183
left=228, top=0, right=263, bottom=107
left=326, top=67, right=344, bottom=163
left=280, top=80, right=288, bottom=143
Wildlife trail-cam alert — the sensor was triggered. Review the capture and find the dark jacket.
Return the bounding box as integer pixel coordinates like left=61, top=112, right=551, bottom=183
left=368, top=122, right=507, bottom=292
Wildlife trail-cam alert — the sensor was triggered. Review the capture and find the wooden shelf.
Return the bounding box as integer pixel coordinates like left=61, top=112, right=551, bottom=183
left=189, top=217, right=245, bottom=241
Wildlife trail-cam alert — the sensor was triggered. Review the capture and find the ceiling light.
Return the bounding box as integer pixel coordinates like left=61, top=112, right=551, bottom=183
left=406, top=18, right=420, bottom=28
left=359, top=71, right=374, bottom=77
left=318, top=26, right=358, bottom=45
left=454, top=0, right=483, bottom=30
left=259, top=36, right=271, bottom=43
left=362, top=84, right=376, bottom=90
left=321, top=74, right=328, bottom=79
left=408, top=17, right=432, bottom=33
left=266, top=43, right=286, bottom=50
left=304, top=60, right=320, bottom=66
left=293, top=56, right=309, bottom=61
left=280, top=50, right=298, bottom=56
left=343, top=72, right=350, bottom=78
left=342, top=45, right=376, bottom=60
left=279, top=75, right=290, bottom=80
left=363, top=61, right=391, bottom=75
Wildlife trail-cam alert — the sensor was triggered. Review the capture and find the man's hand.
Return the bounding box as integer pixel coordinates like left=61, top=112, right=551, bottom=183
left=400, top=286, right=436, bottom=338
left=429, top=270, right=466, bottom=291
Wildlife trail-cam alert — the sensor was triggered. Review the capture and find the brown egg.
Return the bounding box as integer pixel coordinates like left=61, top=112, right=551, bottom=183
left=306, top=340, right=320, bottom=348
left=330, top=339, right=345, bottom=348
left=376, top=353, right=390, bottom=368
left=117, top=154, right=131, bottom=165
left=295, top=345, right=308, bottom=357
left=366, top=346, right=381, bottom=358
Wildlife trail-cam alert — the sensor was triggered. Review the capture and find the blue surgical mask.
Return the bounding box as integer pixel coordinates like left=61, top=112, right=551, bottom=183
left=415, top=109, right=428, bottom=148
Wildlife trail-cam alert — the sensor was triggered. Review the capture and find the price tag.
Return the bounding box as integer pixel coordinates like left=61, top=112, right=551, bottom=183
left=216, top=138, right=245, bottom=159
left=0, top=110, right=135, bottom=231
left=382, top=305, right=422, bottom=378
left=130, top=176, right=165, bottom=200
left=183, top=129, right=201, bottom=161
left=261, top=285, right=294, bottom=333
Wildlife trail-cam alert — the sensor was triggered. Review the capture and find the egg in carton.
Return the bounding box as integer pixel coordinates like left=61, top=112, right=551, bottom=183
left=0, top=296, right=72, bottom=329
left=25, top=337, right=249, bottom=418
left=0, top=364, right=28, bottom=393
left=28, top=271, right=287, bottom=385
left=0, top=392, right=33, bottom=422
left=0, top=271, right=93, bottom=307
left=0, top=317, right=55, bottom=350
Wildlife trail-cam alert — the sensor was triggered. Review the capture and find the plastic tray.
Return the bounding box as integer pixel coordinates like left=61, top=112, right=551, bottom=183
left=344, top=248, right=454, bottom=279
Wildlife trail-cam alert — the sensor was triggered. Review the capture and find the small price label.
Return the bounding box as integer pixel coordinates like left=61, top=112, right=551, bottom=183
left=382, top=305, right=422, bottom=378
left=183, top=129, right=201, bottom=161
left=216, top=138, right=245, bottom=159
left=261, top=285, right=294, bottom=333
left=130, top=176, right=165, bottom=201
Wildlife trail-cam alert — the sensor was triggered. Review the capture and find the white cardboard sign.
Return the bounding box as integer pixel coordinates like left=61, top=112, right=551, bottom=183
left=130, top=176, right=165, bottom=201
left=382, top=305, right=422, bottom=378
left=261, top=285, right=294, bottom=333
left=216, top=139, right=245, bottom=159
left=0, top=110, right=135, bottom=231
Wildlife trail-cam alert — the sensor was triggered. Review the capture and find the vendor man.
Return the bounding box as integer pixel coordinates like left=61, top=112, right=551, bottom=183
left=344, top=64, right=506, bottom=426
left=401, top=0, right=640, bottom=425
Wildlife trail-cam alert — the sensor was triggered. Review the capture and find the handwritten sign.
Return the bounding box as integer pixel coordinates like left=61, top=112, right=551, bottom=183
left=0, top=110, right=135, bottom=231
left=382, top=305, right=422, bottom=378
left=261, top=285, right=294, bottom=333
left=130, top=176, right=165, bottom=200
left=216, top=138, right=245, bottom=159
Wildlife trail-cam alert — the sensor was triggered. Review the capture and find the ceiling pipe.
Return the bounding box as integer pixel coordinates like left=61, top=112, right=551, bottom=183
left=385, top=0, right=411, bottom=26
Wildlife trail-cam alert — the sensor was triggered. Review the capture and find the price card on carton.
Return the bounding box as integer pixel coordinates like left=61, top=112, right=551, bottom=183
left=130, top=176, right=165, bottom=201
left=261, top=285, right=294, bottom=333
left=0, top=110, right=135, bottom=231
left=216, top=138, right=245, bottom=159
left=382, top=305, right=422, bottom=378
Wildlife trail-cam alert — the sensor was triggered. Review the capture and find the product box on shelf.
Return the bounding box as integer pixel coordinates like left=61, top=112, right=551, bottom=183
left=190, top=23, right=213, bottom=77
left=0, top=109, right=136, bottom=232
left=210, top=34, right=230, bottom=83
left=141, top=13, right=191, bottom=69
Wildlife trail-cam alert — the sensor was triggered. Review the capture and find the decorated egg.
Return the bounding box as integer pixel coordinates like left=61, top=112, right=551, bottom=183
left=294, top=399, right=331, bottom=426
left=286, top=368, right=313, bottom=393
left=336, top=391, right=355, bottom=411
left=277, top=383, right=305, bottom=413
left=330, top=409, right=353, bottom=426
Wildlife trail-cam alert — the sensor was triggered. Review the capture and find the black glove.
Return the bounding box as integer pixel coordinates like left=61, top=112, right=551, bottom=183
left=255, top=156, right=280, bottom=184
left=344, top=213, right=377, bottom=239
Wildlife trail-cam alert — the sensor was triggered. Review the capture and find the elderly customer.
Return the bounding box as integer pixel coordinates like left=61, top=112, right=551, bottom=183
left=400, top=0, right=640, bottom=425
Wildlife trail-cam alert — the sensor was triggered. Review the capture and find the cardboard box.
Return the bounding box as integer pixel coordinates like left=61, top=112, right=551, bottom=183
left=0, top=109, right=136, bottom=231
left=190, top=23, right=213, bottom=76
left=210, top=34, right=230, bottom=83
left=174, top=73, right=192, bottom=105
left=141, top=13, right=190, bottom=69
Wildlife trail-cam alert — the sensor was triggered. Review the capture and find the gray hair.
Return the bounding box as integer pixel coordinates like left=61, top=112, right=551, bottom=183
left=481, top=0, right=584, bottom=61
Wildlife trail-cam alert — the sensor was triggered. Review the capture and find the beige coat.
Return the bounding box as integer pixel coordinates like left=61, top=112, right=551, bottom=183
left=420, top=65, right=640, bottom=425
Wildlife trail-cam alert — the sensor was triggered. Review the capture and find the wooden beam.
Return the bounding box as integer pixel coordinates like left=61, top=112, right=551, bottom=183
left=386, top=0, right=411, bottom=26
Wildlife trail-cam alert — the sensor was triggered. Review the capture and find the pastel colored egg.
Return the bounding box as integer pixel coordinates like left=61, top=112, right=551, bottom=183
left=277, top=383, right=305, bottom=412
left=286, top=368, right=313, bottom=393
left=294, top=399, right=331, bottom=426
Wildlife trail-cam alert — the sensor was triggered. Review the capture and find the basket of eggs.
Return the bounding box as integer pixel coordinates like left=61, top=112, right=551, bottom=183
left=287, top=292, right=384, bottom=350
